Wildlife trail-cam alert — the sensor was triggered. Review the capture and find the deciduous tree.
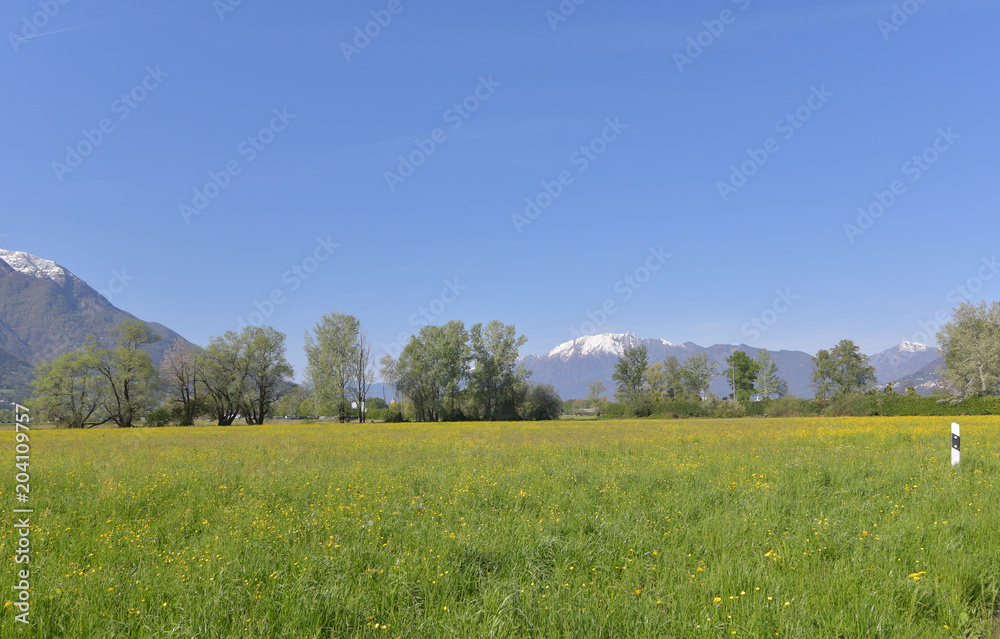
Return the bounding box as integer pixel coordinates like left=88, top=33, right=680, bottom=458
left=613, top=345, right=650, bottom=415
left=31, top=344, right=103, bottom=428
left=91, top=320, right=162, bottom=428
left=242, top=325, right=294, bottom=425
left=587, top=380, right=608, bottom=414
left=470, top=321, right=529, bottom=420
left=812, top=339, right=877, bottom=399
left=160, top=339, right=200, bottom=425
left=197, top=326, right=292, bottom=425
left=350, top=328, right=376, bottom=423
left=724, top=350, right=759, bottom=401
left=936, top=301, right=1000, bottom=398
left=753, top=349, right=785, bottom=400
left=520, top=383, right=563, bottom=421
left=680, top=353, right=717, bottom=400
left=304, top=313, right=359, bottom=421
left=198, top=330, right=251, bottom=425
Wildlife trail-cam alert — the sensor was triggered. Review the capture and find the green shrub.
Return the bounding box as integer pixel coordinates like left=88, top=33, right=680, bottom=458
left=711, top=400, right=747, bottom=419
left=602, top=403, right=628, bottom=418
left=764, top=396, right=815, bottom=418
left=383, top=410, right=405, bottom=423
left=146, top=408, right=172, bottom=427
left=647, top=399, right=711, bottom=419
left=823, top=393, right=874, bottom=417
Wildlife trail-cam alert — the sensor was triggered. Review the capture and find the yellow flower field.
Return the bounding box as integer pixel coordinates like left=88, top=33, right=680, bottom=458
left=1, top=416, right=998, bottom=637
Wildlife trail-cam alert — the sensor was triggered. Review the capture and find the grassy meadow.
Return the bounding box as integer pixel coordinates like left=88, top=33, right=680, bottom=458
left=2, top=416, right=999, bottom=638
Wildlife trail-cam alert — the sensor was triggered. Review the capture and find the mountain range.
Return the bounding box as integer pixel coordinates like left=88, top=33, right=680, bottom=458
left=521, top=333, right=945, bottom=400
left=0, top=249, right=948, bottom=404
left=0, top=250, right=194, bottom=402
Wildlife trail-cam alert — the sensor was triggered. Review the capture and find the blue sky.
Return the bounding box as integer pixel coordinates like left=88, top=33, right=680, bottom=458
left=2, top=0, right=997, bottom=380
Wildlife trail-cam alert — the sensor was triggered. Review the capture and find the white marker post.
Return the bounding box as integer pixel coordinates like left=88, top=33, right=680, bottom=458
left=951, top=422, right=960, bottom=466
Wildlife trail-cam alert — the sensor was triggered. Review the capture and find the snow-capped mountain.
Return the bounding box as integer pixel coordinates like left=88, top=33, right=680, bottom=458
left=0, top=250, right=76, bottom=284
left=523, top=333, right=812, bottom=399
left=524, top=334, right=946, bottom=400
left=546, top=332, right=673, bottom=361
left=0, top=249, right=196, bottom=401
left=898, top=341, right=931, bottom=353
left=869, top=342, right=942, bottom=389
left=524, top=333, right=689, bottom=399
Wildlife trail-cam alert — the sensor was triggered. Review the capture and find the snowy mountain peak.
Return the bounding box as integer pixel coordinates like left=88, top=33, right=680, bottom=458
left=0, top=250, right=70, bottom=284
left=547, top=333, right=673, bottom=361
left=898, top=341, right=930, bottom=353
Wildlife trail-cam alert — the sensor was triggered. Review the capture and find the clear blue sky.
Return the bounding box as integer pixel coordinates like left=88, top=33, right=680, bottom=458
left=2, top=0, right=997, bottom=380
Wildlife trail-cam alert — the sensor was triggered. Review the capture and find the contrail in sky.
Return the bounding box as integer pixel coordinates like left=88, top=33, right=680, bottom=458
left=15, top=0, right=214, bottom=42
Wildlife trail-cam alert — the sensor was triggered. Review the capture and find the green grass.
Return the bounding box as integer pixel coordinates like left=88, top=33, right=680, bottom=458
left=1, top=416, right=999, bottom=638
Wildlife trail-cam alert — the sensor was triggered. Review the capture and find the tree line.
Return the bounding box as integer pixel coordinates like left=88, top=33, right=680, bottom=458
left=378, top=319, right=561, bottom=422
left=28, top=313, right=560, bottom=427
left=603, top=346, right=789, bottom=416
left=605, top=328, right=990, bottom=418
left=26, top=299, right=1000, bottom=426
left=32, top=320, right=294, bottom=428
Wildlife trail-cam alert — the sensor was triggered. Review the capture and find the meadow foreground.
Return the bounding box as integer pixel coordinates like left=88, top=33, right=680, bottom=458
left=2, top=417, right=998, bottom=638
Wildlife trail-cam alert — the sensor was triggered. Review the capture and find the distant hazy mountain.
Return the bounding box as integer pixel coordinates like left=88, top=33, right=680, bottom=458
left=890, top=358, right=947, bottom=395
left=0, top=249, right=196, bottom=401
left=869, top=341, right=943, bottom=389
left=522, top=333, right=944, bottom=399
left=525, top=333, right=694, bottom=399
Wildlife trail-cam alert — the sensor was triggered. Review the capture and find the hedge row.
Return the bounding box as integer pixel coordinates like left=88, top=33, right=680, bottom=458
left=605, top=394, right=1000, bottom=419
